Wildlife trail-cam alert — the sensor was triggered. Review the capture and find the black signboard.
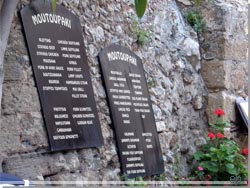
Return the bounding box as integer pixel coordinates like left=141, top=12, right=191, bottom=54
left=99, top=45, right=164, bottom=177
left=20, top=0, right=103, bottom=151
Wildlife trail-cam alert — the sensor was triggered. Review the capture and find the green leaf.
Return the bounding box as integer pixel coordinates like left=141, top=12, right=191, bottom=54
left=52, top=0, right=57, bottom=12
left=225, top=163, right=234, bottom=169
left=225, top=164, right=239, bottom=175
left=199, top=161, right=219, bottom=172
left=209, top=123, right=216, bottom=127
left=208, top=123, right=215, bottom=126
left=202, top=144, right=213, bottom=151
left=136, top=176, right=143, bottom=181
left=216, top=117, right=223, bottom=122
left=223, top=139, right=234, bottom=145
left=210, top=147, right=218, bottom=152
left=220, top=144, right=229, bottom=151
left=196, top=0, right=201, bottom=5
left=194, top=151, right=204, bottom=160
left=135, top=0, right=147, bottom=18
left=225, top=155, right=234, bottom=162
left=208, top=123, right=224, bottom=132
left=200, top=161, right=218, bottom=172
left=209, top=165, right=219, bottom=172
left=210, top=157, right=218, bottom=162
left=235, top=154, right=245, bottom=160
left=204, top=153, right=213, bottom=158
left=216, top=127, right=225, bottom=132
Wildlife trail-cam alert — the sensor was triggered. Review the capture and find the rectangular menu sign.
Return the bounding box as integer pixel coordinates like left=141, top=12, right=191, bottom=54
left=20, top=0, right=103, bottom=151
left=99, top=45, right=164, bottom=177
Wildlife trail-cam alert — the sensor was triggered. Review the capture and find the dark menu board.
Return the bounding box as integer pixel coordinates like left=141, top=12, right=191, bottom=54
left=20, top=0, right=103, bottom=151
left=99, top=45, right=164, bottom=177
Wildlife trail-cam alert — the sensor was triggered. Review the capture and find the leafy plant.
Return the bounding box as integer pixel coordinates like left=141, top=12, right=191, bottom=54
left=185, top=10, right=206, bottom=34
left=131, top=17, right=151, bottom=45
left=195, top=0, right=202, bottom=6
left=147, top=77, right=157, bottom=87
left=120, top=174, right=147, bottom=186
left=185, top=0, right=209, bottom=34
left=195, top=0, right=211, bottom=6
left=153, top=173, right=167, bottom=181
left=190, top=109, right=248, bottom=181
left=137, top=28, right=151, bottom=45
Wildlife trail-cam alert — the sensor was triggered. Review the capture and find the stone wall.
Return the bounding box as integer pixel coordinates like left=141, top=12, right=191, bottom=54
left=177, top=0, right=248, bottom=148
left=200, top=0, right=248, bottom=124
left=0, top=0, right=246, bottom=183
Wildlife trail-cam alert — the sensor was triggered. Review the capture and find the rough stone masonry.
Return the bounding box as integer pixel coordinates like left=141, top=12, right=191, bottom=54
left=178, top=0, right=248, bottom=149
left=0, top=0, right=247, bottom=184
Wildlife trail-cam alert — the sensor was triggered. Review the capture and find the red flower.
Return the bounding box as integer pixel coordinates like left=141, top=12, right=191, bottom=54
left=242, top=148, right=248, bottom=156
left=207, top=132, right=216, bottom=139
left=216, top=132, right=225, bottom=139
left=206, top=174, right=212, bottom=180
left=214, top=108, right=225, bottom=116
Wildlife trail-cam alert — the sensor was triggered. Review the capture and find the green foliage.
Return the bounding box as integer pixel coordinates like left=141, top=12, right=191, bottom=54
left=120, top=175, right=147, bottom=186
left=190, top=111, right=248, bottom=181
left=209, top=117, right=231, bottom=133
left=193, top=141, right=248, bottom=180
left=153, top=173, right=167, bottom=181
left=135, top=0, right=147, bottom=19
left=121, top=173, right=167, bottom=186
left=52, top=0, right=57, bottom=12
left=147, top=77, right=157, bottom=87
left=185, top=10, right=206, bottom=34
left=132, top=18, right=151, bottom=45
left=195, top=0, right=201, bottom=6
left=137, top=28, right=150, bottom=45
left=195, top=0, right=210, bottom=6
